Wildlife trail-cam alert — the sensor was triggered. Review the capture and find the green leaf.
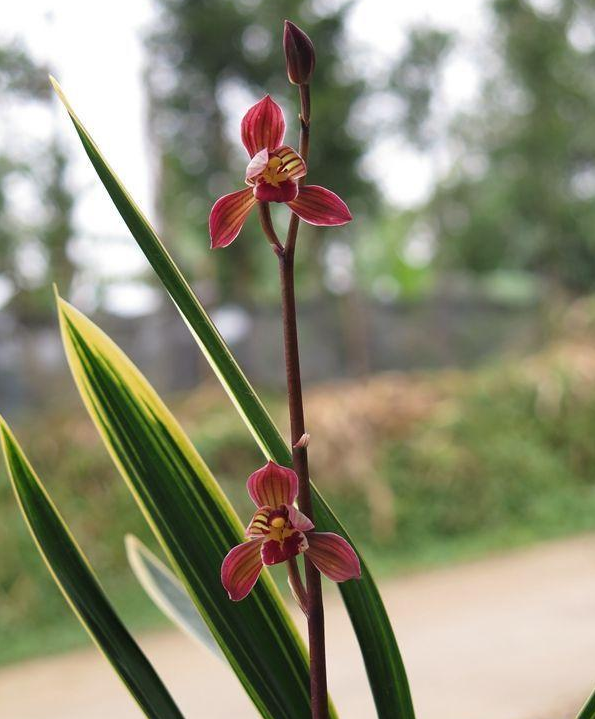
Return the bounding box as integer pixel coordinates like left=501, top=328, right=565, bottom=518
left=576, top=690, right=595, bottom=719
left=0, top=419, right=186, bottom=719
left=57, top=296, right=334, bottom=719
left=52, top=77, right=415, bottom=719
left=125, top=535, right=221, bottom=658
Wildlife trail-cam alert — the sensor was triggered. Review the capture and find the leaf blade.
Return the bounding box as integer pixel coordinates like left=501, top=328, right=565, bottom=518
left=0, top=419, right=186, bottom=719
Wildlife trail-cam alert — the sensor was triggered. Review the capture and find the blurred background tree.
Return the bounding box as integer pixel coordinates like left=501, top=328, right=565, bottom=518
left=428, top=0, right=595, bottom=293
left=0, top=41, right=75, bottom=323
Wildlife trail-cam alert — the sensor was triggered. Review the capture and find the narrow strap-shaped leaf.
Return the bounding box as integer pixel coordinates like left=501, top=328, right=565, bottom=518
left=576, top=689, right=595, bottom=719
left=0, top=419, right=186, bottom=719
left=125, top=535, right=222, bottom=658
left=52, top=78, right=415, bottom=719
left=57, top=297, right=335, bottom=719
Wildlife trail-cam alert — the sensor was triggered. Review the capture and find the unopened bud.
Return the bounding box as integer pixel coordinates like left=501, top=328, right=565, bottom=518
left=283, top=20, right=315, bottom=85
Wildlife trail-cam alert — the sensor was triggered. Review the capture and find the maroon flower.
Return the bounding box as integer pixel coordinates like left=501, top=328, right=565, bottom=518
left=221, top=460, right=361, bottom=601
left=209, top=95, right=352, bottom=249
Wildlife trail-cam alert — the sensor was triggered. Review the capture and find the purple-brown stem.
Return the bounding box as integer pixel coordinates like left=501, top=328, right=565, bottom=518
left=279, top=84, right=329, bottom=719
left=278, top=246, right=328, bottom=719
left=258, top=82, right=328, bottom=719
left=285, top=85, right=310, bottom=257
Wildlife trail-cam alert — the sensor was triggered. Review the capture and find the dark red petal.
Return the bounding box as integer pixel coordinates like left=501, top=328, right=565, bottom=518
left=261, top=530, right=308, bottom=566
left=246, top=460, right=298, bottom=508
left=241, top=95, right=286, bottom=157
left=305, top=532, right=361, bottom=582
left=209, top=187, right=257, bottom=249
left=246, top=506, right=272, bottom=537
left=221, top=539, right=264, bottom=601
left=273, top=145, right=307, bottom=181
left=287, top=185, right=352, bottom=226
left=254, top=179, right=298, bottom=203
left=285, top=503, right=314, bottom=532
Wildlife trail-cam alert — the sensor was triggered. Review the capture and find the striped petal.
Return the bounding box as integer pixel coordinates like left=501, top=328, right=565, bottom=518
left=305, top=532, right=361, bottom=582
left=274, top=145, right=307, bottom=181
left=286, top=503, right=314, bottom=532
left=246, top=506, right=272, bottom=537
left=241, top=95, right=286, bottom=158
left=287, top=185, right=352, bottom=227
left=221, top=539, right=264, bottom=601
left=209, top=187, right=257, bottom=249
left=245, top=148, right=269, bottom=184
left=261, top=530, right=308, bottom=566
left=247, top=460, right=298, bottom=509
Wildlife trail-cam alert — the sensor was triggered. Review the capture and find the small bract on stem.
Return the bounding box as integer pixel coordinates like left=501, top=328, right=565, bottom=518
left=211, top=20, right=358, bottom=719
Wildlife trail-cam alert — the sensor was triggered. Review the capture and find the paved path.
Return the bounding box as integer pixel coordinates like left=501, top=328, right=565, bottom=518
left=2, top=535, right=595, bottom=719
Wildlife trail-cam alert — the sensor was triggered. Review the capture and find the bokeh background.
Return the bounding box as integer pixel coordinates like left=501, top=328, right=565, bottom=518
left=2, top=0, right=595, bottom=707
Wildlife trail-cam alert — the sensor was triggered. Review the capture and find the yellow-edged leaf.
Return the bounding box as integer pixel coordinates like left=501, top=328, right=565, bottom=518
left=0, top=419, right=186, bottom=719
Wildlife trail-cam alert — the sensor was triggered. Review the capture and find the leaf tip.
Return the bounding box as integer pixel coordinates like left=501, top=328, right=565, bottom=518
left=54, top=286, right=69, bottom=320
left=125, top=535, right=152, bottom=591
left=0, top=413, right=12, bottom=440
left=49, top=74, right=64, bottom=99
left=54, top=289, right=74, bottom=320
left=49, top=76, right=74, bottom=116
left=124, top=533, right=141, bottom=558
left=0, top=415, right=15, bottom=468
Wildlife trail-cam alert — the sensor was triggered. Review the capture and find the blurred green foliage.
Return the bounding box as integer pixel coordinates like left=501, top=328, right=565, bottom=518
left=380, top=371, right=595, bottom=555
left=431, top=0, right=595, bottom=292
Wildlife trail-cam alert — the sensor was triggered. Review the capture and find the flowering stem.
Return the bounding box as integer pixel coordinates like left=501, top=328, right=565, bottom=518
left=285, top=85, right=310, bottom=257
left=278, top=82, right=329, bottom=719
left=278, top=247, right=328, bottom=719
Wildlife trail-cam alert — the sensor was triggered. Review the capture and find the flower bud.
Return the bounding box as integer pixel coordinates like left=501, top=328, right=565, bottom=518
left=283, top=20, right=315, bottom=85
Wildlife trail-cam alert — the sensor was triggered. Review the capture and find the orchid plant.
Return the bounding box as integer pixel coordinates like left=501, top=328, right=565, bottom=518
left=213, top=27, right=358, bottom=713
left=2, top=18, right=595, bottom=719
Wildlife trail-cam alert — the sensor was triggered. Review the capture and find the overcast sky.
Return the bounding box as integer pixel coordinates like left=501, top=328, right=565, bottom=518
left=1, top=0, right=489, bottom=313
